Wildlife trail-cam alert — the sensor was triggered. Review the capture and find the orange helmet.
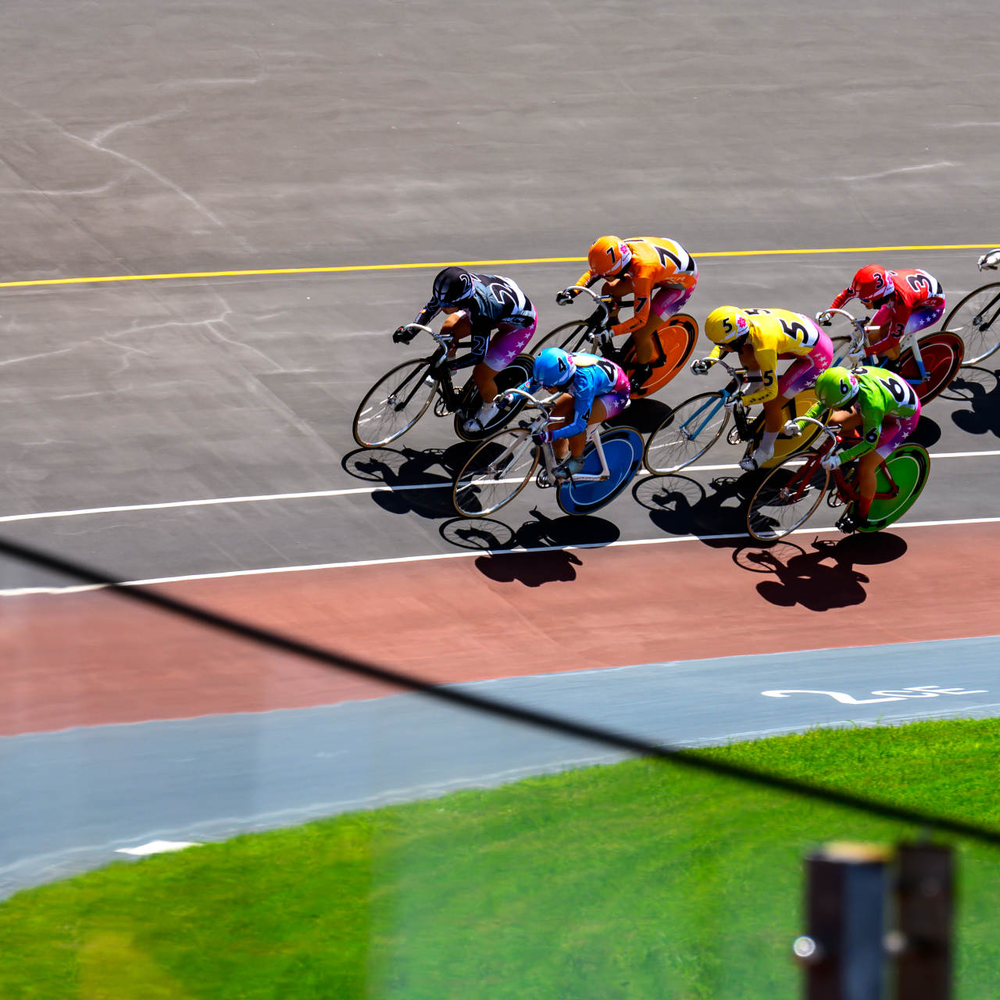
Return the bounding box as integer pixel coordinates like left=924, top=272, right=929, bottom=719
left=588, top=236, right=633, bottom=277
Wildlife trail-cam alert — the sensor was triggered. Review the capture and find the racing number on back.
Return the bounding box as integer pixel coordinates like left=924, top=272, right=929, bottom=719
left=906, top=272, right=934, bottom=295
left=883, top=373, right=917, bottom=408
left=780, top=318, right=818, bottom=347
left=597, top=359, right=618, bottom=384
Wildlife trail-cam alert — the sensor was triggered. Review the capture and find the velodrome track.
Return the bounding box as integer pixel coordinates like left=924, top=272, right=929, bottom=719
left=1, top=0, right=999, bottom=896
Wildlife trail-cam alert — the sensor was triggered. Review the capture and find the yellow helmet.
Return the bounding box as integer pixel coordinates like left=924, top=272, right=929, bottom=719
left=705, top=306, right=752, bottom=346
left=588, top=236, right=633, bottom=277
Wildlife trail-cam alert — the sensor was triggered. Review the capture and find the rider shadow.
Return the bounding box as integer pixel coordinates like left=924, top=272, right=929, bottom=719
left=342, top=443, right=474, bottom=520
left=465, top=508, right=621, bottom=587
left=633, top=473, right=752, bottom=542
left=908, top=414, right=942, bottom=450
left=609, top=397, right=671, bottom=434
left=734, top=533, right=908, bottom=611
left=945, top=366, right=1000, bottom=438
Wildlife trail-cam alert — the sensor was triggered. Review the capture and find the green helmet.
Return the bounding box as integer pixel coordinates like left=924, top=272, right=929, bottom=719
left=814, top=366, right=859, bottom=408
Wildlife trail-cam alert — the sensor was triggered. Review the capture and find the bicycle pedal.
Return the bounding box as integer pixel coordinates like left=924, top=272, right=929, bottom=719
left=727, top=426, right=743, bottom=446
left=434, top=398, right=450, bottom=418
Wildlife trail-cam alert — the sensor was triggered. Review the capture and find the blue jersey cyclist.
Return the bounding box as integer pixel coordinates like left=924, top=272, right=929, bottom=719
left=788, top=364, right=921, bottom=533
left=393, top=266, right=538, bottom=433
left=501, top=346, right=631, bottom=477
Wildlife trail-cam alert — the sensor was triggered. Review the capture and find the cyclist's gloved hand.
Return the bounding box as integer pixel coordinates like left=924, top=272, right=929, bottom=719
left=817, top=311, right=834, bottom=327
left=848, top=348, right=866, bottom=365
left=821, top=452, right=842, bottom=471
left=532, top=429, right=553, bottom=446
left=782, top=420, right=801, bottom=438
left=393, top=325, right=417, bottom=344
left=691, top=358, right=712, bottom=375
left=555, top=289, right=577, bottom=306
left=496, top=391, right=516, bottom=408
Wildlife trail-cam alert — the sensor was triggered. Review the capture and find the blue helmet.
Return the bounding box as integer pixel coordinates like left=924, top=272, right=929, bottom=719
left=431, top=266, right=475, bottom=306
left=534, top=347, right=576, bottom=387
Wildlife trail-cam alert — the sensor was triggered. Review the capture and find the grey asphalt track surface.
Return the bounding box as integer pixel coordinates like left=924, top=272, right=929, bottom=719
left=1, top=0, right=999, bottom=895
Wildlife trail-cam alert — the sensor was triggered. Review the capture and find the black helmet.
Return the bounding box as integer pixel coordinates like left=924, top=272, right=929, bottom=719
left=432, top=266, right=476, bottom=306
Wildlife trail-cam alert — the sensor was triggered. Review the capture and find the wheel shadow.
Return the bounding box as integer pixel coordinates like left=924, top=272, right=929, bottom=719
left=439, top=508, right=621, bottom=587
left=632, top=472, right=756, bottom=541
left=342, top=443, right=476, bottom=519
left=944, top=366, right=1000, bottom=438
left=731, top=533, right=908, bottom=611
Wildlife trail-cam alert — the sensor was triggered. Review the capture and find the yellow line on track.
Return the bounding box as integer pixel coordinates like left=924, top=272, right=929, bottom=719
left=0, top=245, right=994, bottom=290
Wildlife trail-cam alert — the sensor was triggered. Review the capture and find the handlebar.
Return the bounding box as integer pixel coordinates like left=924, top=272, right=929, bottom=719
left=556, top=285, right=631, bottom=330
left=979, top=249, right=1000, bottom=271
left=787, top=416, right=842, bottom=452
left=815, top=308, right=869, bottom=352
left=396, top=323, right=453, bottom=352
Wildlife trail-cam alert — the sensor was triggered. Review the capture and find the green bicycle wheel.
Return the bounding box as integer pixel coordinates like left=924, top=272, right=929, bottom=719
left=854, top=444, right=931, bottom=532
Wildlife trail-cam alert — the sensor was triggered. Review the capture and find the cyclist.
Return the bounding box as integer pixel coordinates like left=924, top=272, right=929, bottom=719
left=823, top=265, right=945, bottom=363
left=393, top=266, right=537, bottom=433
left=556, top=235, right=698, bottom=393
left=979, top=249, right=1000, bottom=270
left=692, top=306, right=834, bottom=471
left=499, top=346, right=630, bottom=478
left=787, top=365, right=921, bottom=533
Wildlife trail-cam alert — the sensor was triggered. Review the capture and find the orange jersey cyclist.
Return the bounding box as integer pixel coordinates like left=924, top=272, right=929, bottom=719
left=557, top=235, right=698, bottom=391
left=693, top=306, right=834, bottom=471
left=791, top=365, right=921, bottom=533
left=825, top=264, right=945, bottom=361
left=499, top=347, right=631, bottom=479
left=394, top=266, right=538, bottom=433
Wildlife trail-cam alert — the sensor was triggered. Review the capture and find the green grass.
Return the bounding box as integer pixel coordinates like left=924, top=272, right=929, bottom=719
left=2, top=718, right=999, bottom=999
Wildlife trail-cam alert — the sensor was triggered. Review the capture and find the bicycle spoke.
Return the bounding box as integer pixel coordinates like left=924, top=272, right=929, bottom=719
left=353, top=360, right=438, bottom=448
left=453, top=430, right=538, bottom=517
left=643, top=393, right=727, bottom=474
left=747, top=457, right=830, bottom=541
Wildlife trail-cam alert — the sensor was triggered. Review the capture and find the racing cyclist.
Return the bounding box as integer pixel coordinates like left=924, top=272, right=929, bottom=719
left=556, top=235, right=698, bottom=394
left=787, top=365, right=921, bottom=533
left=692, top=306, right=834, bottom=471
left=822, top=265, right=945, bottom=363
left=979, top=249, right=1000, bottom=270
left=393, top=266, right=537, bottom=433
left=499, top=346, right=630, bottom=478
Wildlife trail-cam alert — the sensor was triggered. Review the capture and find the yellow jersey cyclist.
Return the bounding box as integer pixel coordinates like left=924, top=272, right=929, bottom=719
left=498, top=346, right=631, bottom=478
left=557, top=235, right=698, bottom=392
left=788, top=365, right=922, bottom=533
left=394, top=266, right=538, bottom=433
left=692, top=306, right=834, bottom=471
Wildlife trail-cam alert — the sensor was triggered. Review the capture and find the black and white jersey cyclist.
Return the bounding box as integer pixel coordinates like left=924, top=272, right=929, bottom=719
left=393, top=266, right=538, bottom=432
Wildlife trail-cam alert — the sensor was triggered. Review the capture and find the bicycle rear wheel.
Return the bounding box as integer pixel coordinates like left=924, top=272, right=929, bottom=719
left=557, top=427, right=643, bottom=515
left=897, top=331, right=964, bottom=403
left=854, top=444, right=930, bottom=532
left=353, top=358, right=437, bottom=448
left=452, top=428, right=539, bottom=517
left=621, top=314, right=699, bottom=398
left=746, top=453, right=830, bottom=541
left=643, top=392, right=728, bottom=474
left=453, top=354, right=535, bottom=441
left=942, top=282, right=1000, bottom=366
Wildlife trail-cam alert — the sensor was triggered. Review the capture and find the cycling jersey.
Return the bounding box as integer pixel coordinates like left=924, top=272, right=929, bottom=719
left=524, top=352, right=628, bottom=440
left=708, top=308, right=830, bottom=405
left=574, top=237, right=698, bottom=338
left=413, top=273, right=535, bottom=358
left=804, top=365, right=920, bottom=463
left=831, top=269, right=945, bottom=353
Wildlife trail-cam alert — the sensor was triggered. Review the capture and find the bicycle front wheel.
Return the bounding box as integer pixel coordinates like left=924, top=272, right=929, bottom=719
left=942, top=282, right=1000, bottom=366
left=452, top=428, right=539, bottom=517
left=530, top=320, right=594, bottom=356
left=353, top=359, right=438, bottom=448
left=747, top=453, right=830, bottom=542
left=643, top=392, right=728, bottom=474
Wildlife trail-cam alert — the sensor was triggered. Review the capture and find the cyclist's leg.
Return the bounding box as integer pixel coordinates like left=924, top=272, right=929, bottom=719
left=855, top=404, right=921, bottom=522
left=464, top=313, right=537, bottom=429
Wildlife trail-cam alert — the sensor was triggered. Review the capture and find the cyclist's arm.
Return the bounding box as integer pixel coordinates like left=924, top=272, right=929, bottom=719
left=610, top=274, right=655, bottom=337
left=837, top=406, right=883, bottom=463
left=412, top=300, right=441, bottom=328
left=864, top=305, right=897, bottom=354
left=549, top=384, right=595, bottom=440
left=829, top=287, right=854, bottom=310
left=738, top=347, right=779, bottom=405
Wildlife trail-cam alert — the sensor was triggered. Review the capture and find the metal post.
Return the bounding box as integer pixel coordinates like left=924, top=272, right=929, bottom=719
left=892, top=843, right=954, bottom=1000
left=795, top=842, right=891, bottom=1000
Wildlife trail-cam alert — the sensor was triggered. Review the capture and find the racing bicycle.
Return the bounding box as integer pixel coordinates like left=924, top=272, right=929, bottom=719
left=745, top=417, right=930, bottom=542
left=529, top=286, right=698, bottom=399
left=352, top=324, right=534, bottom=448
left=939, top=249, right=1000, bottom=367
left=452, top=388, right=643, bottom=518
left=641, top=357, right=821, bottom=475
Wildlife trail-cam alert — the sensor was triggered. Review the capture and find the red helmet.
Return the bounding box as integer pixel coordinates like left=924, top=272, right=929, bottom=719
left=852, top=265, right=895, bottom=305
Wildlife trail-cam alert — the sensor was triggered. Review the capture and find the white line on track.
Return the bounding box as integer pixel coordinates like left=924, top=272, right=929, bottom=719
left=4, top=515, right=1000, bottom=598
left=1, top=449, right=997, bottom=525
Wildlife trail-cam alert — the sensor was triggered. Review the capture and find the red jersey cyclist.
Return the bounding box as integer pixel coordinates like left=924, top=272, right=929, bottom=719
left=788, top=365, right=921, bottom=533
left=823, top=265, right=945, bottom=363
left=394, top=266, right=537, bottom=433
left=556, top=235, right=698, bottom=392
left=693, top=306, right=834, bottom=471
left=499, top=346, right=631, bottom=478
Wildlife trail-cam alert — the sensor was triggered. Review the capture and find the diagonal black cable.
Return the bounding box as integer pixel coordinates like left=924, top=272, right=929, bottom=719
left=4, top=534, right=1000, bottom=847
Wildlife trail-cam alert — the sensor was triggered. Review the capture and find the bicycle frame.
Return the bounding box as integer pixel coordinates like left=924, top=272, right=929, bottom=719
left=690, top=357, right=755, bottom=442
left=819, top=308, right=932, bottom=383
left=395, top=323, right=480, bottom=413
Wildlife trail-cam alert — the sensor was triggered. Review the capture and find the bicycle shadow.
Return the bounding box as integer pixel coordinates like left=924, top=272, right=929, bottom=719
left=944, top=366, right=1000, bottom=438
left=908, top=413, right=942, bottom=450
left=633, top=472, right=754, bottom=540
left=341, top=444, right=474, bottom=519
left=445, top=508, right=620, bottom=587
left=732, top=533, right=908, bottom=611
